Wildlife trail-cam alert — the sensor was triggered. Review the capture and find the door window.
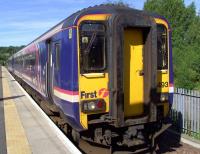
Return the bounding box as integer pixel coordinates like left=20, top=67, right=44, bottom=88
left=55, top=43, right=60, bottom=70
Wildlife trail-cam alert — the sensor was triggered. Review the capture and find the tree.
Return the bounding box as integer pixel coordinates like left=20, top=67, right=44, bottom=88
left=144, top=0, right=200, bottom=90
left=0, top=46, right=24, bottom=65
left=104, top=0, right=129, bottom=7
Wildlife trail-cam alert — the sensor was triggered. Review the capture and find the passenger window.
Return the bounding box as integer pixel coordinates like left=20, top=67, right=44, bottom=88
left=24, top=53, right=36, bottom=67
left=30, top=54, right=36, bottom=66
left=157, top=24, right=168, bottom=70
left=55, top=43, right=60, bottom=70
left=80, top=23, right=106, bottom=73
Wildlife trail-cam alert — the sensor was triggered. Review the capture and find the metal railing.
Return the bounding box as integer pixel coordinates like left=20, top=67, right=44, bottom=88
left=170, top=88, right=200, bottom=140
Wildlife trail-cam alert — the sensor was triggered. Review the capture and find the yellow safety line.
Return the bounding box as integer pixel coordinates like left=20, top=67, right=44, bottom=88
left=2, top=67, right=32, bottom=154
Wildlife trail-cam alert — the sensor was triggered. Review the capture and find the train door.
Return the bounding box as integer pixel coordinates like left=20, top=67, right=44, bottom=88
left=51, top=41, right=61, bottom=97
left=47, top=40, right=60, bottom=100
left=123, top=28, right=144, bottom=117
left=46, top=40, right=54, bottom=100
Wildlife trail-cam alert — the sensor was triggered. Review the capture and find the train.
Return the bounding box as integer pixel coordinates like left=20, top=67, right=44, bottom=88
left=8, top=5, right=174, bottom=150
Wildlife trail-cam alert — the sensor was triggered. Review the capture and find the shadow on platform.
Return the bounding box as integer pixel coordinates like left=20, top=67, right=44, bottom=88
left=156, top=111, right=183, bottom=154
left=0, top=95, right=25, bottom=101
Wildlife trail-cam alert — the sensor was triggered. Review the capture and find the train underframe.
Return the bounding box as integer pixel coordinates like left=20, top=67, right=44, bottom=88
left=82, top=111, right=171, bottom=150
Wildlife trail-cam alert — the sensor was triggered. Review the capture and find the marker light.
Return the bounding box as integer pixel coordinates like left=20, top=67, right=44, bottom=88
left=96, top=100, right=103, bottom=108
left=160, top=93, right=169, bottom=102
left=81, top=99, right=106, bottom=113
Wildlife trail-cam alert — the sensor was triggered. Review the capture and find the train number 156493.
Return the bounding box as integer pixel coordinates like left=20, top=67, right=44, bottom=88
left=158, top=82, right=168, bottom=88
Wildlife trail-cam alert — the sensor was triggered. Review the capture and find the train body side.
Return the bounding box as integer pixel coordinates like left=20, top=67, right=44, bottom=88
left=49, top=28, right=81, bottom=130
left=9, top=26, right=83, bottom=130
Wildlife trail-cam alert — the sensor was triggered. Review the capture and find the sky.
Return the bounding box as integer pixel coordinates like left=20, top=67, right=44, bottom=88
left=0, top=0, right=199, bottom=46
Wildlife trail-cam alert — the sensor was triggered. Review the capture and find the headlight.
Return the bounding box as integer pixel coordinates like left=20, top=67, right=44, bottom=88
left=88, top=101, right=96, bottom=110
left=81, top=99, right=106, bottom=113
left=160, top=93, right=169, bottom=102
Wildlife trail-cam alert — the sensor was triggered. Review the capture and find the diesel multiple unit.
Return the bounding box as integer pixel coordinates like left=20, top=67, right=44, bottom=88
left=8, top=5, right=174, bottom=148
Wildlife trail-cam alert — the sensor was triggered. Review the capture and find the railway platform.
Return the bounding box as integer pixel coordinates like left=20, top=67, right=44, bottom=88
left=0, top=66, right=81, bottom=154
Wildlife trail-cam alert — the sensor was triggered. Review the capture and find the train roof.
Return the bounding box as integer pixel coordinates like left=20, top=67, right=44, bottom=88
left=13, top=5, right=169, bottom=57
left=30, top=5, right=152, bottom=44
left=63, top=4, right=169, bottom=27
left=28, top=5, right=169, bottom=43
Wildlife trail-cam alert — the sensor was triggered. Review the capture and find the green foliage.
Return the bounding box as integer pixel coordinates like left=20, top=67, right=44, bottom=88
left=144, top=0, right=200, bottom=90
left=0, top=46, right=24, bottom=66
left=104, top=0, right=129, bottom=7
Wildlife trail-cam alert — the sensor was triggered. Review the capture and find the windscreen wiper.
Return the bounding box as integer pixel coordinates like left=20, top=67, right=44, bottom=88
left=84, top=31, right=97, bottom=54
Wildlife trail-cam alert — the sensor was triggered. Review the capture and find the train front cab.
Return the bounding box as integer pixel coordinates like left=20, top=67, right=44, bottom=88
left=77, top=12, right=173, bottom=146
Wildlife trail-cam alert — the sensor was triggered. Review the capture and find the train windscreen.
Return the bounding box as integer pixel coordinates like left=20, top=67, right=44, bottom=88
left=80, top=23, right=106, bottom=73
